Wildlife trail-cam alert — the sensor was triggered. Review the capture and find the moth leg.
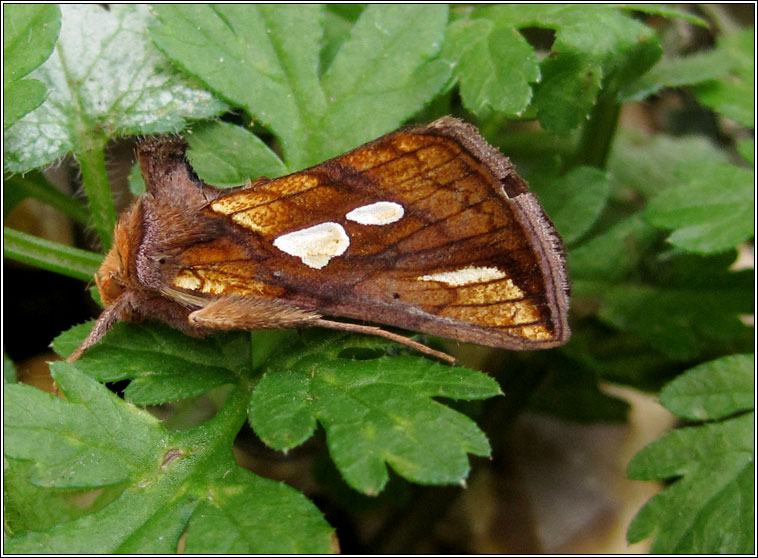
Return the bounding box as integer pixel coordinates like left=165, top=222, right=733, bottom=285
left=188, top=296, right=322, bottom=330
left=313, top=319, right=456, bottom=364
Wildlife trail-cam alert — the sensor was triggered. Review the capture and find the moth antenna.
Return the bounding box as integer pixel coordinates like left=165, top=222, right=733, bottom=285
left=313, top=319, right=456, bottom=364
left=66, top=297, right=128, bottom=363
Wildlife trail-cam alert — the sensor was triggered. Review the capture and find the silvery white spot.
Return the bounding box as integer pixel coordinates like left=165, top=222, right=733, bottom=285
left=346, top=201, right=404, bottom=225
left=418, top=266, right=508, bottom=286
left=273, top=222, right=349, bottom=269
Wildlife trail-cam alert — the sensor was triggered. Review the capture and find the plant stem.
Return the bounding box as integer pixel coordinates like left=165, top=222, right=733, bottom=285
left=75, top=137, right=117, bottom=250
left=570, top=92, right=621, bottom=170
left=4, top=226, right=102, bottom=281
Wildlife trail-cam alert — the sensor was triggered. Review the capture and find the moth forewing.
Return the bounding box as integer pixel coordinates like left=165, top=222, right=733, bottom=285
left=68, top=117, right=570, bottom=363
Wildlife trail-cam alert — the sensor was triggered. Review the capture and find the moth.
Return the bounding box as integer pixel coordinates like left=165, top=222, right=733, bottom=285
left=68, top=116, right=570, bottom=364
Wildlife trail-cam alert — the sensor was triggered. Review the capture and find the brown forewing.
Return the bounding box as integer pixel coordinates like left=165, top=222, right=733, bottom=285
left=166, top=116, right=571, bottom=350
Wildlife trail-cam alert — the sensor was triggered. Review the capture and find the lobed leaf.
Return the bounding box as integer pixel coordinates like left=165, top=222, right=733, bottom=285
left=478, top=5, right=661, bottom=134
left=4, top=4, right=225, bottom=174
left=659, top=354, right=754, bottom=421
left=644, top=160, right=754, bottom=254
left=441, top=17, right=538, bottom=117
left=52, top=322, right=248, bottom=405
left=694, top=28, right=754, bottom=127
left=4, top=365, right=334, bottom=554
left=183, top=468, right=334, bottom=554
left=4, top=362, right=164, bottom=489
left=150, top=5, right=450, bottom=170
left=250, top=342, right=500, bottom=495
left=627, top=410, right=754, bottom=553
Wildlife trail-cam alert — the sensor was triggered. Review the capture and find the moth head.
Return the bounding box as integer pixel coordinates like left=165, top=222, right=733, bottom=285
left=95, top=242, right=127, bottom=308
left=95, top=202, right=142, bottom=307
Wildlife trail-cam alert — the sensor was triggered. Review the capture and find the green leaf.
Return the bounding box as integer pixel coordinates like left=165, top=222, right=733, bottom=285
left=4, top=79, right=49, bottom=132
left=441, top=17, right=539, bottom=117
left=659, top=354, right=754, bottom=421
left=478, top=5, right=661, bottom=133
left=52, top=322, right=246, bottom=405
left=314, top=4, right=451, bottom=163
left=3, top=4, right=61, bottom=130
left=4, top=227, right=101, bottom=281
left=183, top=468, right=334, bottom=554
left=186, top=120, right=287, bottom=187
left=4, top=4, right=225, bottom=174
left=150, top=4, right=326, bottom=170
left=4, top=362, right=164, bottom=489
left=151, top=5, right=450, bottom=169
left=622, top=49, right=734, bottom=101
left=531, top=165, right=612, bottom=245
left=627, top=403, right=754, bottom=553
left=585, top=274, right=752, bottom=361
left=4, top=365, right=334, bottom=553
left=644, top=160, right=754, bottom=254
left=694, top=29, right=754, bottom=127
left=250, top=338, right=501, bottom=495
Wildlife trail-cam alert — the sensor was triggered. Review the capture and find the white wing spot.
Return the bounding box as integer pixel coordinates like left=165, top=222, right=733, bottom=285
left=346, top=201, right=404, bottom=225
left=418, top=266, right=509, bottom=287
left=273, top=222, right=349, bottom=269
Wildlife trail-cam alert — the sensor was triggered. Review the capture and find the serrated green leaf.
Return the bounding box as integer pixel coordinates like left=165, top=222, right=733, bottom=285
left=535, top=54, right=602, bottom=135
left=251, top=346, right=500, bottom=495
left=4, top=365, right=334, bottom=554
left=622, top=49, right=734, bottom=101
left=694, top=28, right=754, bottom=126
left=186, top=120, right=287, bottom=187
left=151, top=5, right=450, bottom=170
left=627, top=412, right=754, bottom=553
left=52, top=322, right=247, bottom=404
left=315, top=4, right=450, bottom=163
left=441, top=17, right=539, bottom=117
left=531, top=165, right=612, bottom=245
left=479, top=5, right=660, bottom=133
left=183, top=468, right=334, bottom=554
left=644, top=160, right=754, bottom=254
left=3, top=4, right=61, bottom=130
left=660, top=354, right=754, bottom=421
left=4, top=362, right=164, bottom=488
left=581, top=254, right=753, bottom=359
left=4, top=4, right=225, bottom=174
left=150, top=4, right=326, bottom=170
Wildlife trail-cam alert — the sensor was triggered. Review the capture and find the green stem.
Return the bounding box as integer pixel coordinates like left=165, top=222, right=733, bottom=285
left=570, top=92, right=621, bottom=170
left=75, top=137, right=117, bottom=250
left=4, top=226, right=102, bottom=281
left=179, top=381, right=252, bottom=451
